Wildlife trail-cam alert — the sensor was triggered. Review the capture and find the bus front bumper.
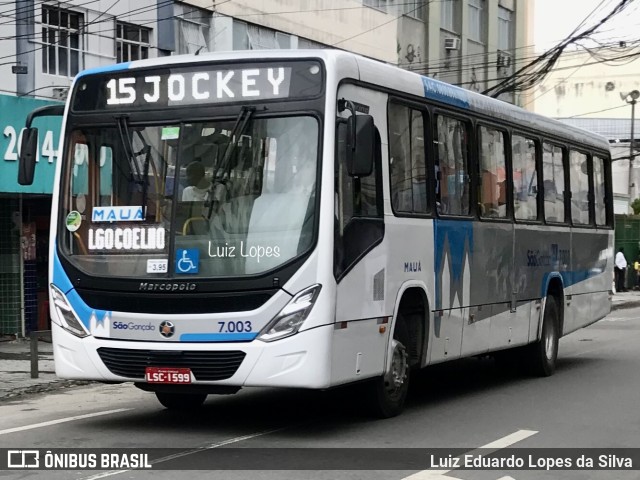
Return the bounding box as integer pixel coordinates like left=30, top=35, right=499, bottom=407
left=52, top=322, right=333, bottom=389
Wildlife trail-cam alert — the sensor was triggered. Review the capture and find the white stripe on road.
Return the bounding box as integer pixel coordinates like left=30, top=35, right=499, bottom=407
left=401, top=429, right=538, bottom=480
left=79, top=426, right=288, bottom=480
left=0, top=409, right=132, bottom=436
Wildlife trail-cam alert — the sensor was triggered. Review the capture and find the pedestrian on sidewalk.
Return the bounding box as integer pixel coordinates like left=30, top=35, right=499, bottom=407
left=634, top=255, right=640, bottom=291
left=615, top=247, right=628, bottom=292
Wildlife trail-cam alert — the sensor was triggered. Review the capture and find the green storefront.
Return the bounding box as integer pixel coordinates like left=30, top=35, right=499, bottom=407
left=0, top=94, right=62, bottom=336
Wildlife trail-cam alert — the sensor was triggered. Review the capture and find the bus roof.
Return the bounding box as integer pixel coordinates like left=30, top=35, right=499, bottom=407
left=78, top=49, right=610, bottom=152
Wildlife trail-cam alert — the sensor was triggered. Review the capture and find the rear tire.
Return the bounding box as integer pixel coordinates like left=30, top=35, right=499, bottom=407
left=155, top=392, right=207, bottom=410
left=525, top=295, right=560, bottom=376
left=367, top=318, right=410, bottom=418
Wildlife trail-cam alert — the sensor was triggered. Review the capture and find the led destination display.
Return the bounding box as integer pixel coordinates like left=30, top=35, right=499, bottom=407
left=72, top=60, right=324, bottom=111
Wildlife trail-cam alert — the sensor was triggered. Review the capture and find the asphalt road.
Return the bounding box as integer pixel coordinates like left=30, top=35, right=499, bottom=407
left=1, top=306, right=639, bottom=480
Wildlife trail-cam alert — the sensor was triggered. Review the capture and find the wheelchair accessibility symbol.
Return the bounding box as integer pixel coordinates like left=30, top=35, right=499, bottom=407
left=176, top=249, right=199, bottom=274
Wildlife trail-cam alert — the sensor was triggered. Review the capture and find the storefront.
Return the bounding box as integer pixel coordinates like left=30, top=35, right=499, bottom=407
left=0, top=94, right=62, bottom=336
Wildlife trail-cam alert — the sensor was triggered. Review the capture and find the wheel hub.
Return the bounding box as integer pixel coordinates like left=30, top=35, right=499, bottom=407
left=385, top=339, right=408, bottom=393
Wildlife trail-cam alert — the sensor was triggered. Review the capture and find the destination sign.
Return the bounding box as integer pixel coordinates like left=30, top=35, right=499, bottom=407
left=72, top=61, right=324, bottom=112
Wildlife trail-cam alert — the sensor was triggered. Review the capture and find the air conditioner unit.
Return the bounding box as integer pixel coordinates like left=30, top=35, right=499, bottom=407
left=444, top=38, right=460, bottom=50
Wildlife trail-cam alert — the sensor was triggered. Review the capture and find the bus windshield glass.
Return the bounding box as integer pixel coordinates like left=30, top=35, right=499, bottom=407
left=59, top=115, right=319, bottom=278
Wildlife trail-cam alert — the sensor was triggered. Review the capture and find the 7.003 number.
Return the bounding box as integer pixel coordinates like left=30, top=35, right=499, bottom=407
left=218, top=321, right=252, bottom=333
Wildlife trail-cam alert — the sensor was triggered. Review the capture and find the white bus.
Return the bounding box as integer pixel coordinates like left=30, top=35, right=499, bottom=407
left=19, top=50, right=613, bottom=417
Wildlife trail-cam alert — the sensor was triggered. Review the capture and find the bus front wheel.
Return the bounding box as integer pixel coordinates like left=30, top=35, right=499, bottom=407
left=526, top=295, right=560, bottom=376
left=155, top=392, right=208, bottom=410
left=367, top=319, right=410, bottom=418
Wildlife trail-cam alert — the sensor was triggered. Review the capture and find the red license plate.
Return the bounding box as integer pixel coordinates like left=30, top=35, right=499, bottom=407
left=145, top=367, right=192, bottom=384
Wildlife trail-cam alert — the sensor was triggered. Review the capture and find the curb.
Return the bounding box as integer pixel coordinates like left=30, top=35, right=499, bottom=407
left=611, top=300, right=640, bottom=311
left=0, top=380, right=93, bottom=402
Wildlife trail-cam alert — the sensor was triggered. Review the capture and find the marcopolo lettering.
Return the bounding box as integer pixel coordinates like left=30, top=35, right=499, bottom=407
left=88, top=227, right=165, bottom=251
left=139, top=282, right=197, bottom=291
left=106, top=67, right=292, bottom=107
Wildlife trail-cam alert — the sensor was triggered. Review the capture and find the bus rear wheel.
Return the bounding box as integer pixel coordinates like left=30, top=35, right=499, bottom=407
left=367, top=319, right=410, bottom=418
left=525, top=295, right=559, bottom=376
left=155, top=392, right=208, bottom=410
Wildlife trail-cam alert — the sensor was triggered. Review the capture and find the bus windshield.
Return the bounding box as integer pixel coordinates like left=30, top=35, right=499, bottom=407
left=59, top=115, right=319, bottom=278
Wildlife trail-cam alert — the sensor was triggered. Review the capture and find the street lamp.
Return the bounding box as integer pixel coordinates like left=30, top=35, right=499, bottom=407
left=622, top=90, right=640, bottom=200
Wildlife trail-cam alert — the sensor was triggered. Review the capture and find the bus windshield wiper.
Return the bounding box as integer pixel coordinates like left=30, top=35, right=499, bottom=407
left=205, top=105, right=256, bottom=219
left=116, top=115, right=143, bottom=184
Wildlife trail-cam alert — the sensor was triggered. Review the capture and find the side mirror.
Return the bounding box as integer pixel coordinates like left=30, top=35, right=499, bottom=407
left=18, top=128, right=39, bottom=185
left=347, top=114, right=375, bottom=177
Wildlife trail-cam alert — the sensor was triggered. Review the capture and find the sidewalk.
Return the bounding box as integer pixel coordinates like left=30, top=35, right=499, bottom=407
left=0, top=335, right=90, bottom=402
left=1, top=291, right=639, bottom=402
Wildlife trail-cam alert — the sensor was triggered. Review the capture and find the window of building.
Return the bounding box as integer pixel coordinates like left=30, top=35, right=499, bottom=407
left=175, top=5, right=210, bottom=54
left=498, top=6, right=513, bottom=50
left=233, top=20, right=294, bottom=50
left=435, top=115, right=469, bottom=215
left=468, top=0, right=485, bottom=42
left=401, top=0, right=424, bottom=19
left=441, top=0, right=457, bottom=32
left=512, top=135, right=538, bottom=221
left=478, top=126, right=507, bottom=218
left=388, top=103, right=427, bottom=214
left=116, top=23, right=151, bottom=63
left=363, top=0, right=388, bottom=12
left=298, top=37, right=325, bottom=49
left=593, top=156, right=607, bottom=226
left=42, top=5, right=83, bottom=77
left=543, top=143, right=566, bottom=223
left=570, top=150, right=590, bottom=225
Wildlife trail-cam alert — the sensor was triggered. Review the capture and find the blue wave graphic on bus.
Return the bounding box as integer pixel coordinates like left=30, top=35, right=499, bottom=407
left=52, top=248, right=111, bottom=330
left=433, top=220, right=474, bottom=332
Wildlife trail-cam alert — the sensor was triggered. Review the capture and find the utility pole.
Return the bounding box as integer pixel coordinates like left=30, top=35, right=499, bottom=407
left=623, top=90, right=640, bottom=202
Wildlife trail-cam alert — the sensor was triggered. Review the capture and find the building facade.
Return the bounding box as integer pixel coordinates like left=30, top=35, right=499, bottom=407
left=0, top=0, right=529, bottom=335
left=530, top=48, right=640, bottom=214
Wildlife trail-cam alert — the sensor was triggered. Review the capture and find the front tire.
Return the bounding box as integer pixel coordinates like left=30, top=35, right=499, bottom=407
left=155, top=392, right=207, bottom=410
left=367, top=319, right=410, bottom=418
left=526, top=295, right=560, bottom=376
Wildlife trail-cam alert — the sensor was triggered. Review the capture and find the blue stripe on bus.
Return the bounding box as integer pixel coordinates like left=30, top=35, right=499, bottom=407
left=52, top=246, right=111, bottom=329
left=421, top=76, right=470, bottom=109
left=179, top=333, right=258, bottom=342
left=52, top=247, right=74, bottom=295
left=76, top=62, right=131, bottom=79
left=540, top=269, right=602, bottom=297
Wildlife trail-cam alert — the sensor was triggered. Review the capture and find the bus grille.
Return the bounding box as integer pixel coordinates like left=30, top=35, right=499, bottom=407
left=96, top=348, right=246, bottom=381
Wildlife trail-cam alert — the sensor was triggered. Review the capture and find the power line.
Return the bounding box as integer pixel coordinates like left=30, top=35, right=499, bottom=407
left=567, top=105, right=628, bottom=118
left=482, top=0, right=634, bottom=98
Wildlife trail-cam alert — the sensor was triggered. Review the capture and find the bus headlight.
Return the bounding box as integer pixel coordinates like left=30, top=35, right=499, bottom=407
left=50, top=284, right=89, bottom=338
left=258, top=284, right=321, bottom=342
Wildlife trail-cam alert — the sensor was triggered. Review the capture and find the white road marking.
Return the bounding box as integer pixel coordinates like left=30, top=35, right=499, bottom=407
left=401, top=429, right=538, bottom=480
left=79, top=426, right=288, bottom=480
left=496, top=477, right=517, bottom=480
left=0, top=408, right=132, bottom=436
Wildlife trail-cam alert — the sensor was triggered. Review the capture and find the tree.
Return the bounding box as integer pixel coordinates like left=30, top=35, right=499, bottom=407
left=632, top=198, right=640, bottom=215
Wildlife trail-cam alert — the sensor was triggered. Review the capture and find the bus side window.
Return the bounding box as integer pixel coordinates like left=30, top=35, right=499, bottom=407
left=434, top=115, right=469, bottom=216
left=569, top=150, right=590, bottom=225
left=593, top=156, right=607, bottom=226
left=542, top=143, right=565, bottom=223
left=512, top=135, right=538, bottom=221
left=478, top=126, right=507, bottom=219
left=388, top=103, right=427, bottom=214
left=334, top=117, right=383, bottom=279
